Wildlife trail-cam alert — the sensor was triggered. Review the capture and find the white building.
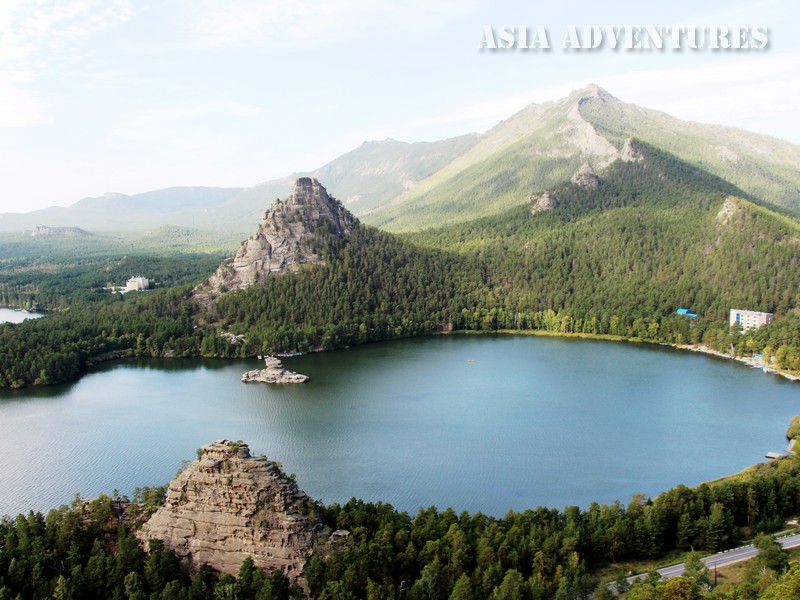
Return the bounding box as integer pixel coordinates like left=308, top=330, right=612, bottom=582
left=729, top=308, right=773, bottom=332
left=125, top=276, right=149, bottom=292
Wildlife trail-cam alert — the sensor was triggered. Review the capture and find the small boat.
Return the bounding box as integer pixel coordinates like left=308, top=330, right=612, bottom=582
left=467, top=359, right=476, bottom=363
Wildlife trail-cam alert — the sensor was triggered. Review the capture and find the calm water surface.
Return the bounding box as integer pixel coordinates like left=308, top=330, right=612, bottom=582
left=0, top=308, right=45, bottom=324
left=0, top=335, right=798, bottom=517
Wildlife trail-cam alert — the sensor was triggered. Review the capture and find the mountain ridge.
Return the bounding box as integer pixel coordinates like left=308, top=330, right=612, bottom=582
left=1, top=84, right=798, bottom=236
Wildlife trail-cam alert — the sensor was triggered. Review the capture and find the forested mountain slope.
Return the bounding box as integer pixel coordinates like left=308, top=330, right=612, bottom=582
left=408, top=139, right=800, bottom=327
left=580, top=89, right=800, bottom=212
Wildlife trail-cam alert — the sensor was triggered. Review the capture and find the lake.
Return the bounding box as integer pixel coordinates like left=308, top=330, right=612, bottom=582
left=0, top=307, right=45, bottom=324
left=0, top=334, right=798, bottom=518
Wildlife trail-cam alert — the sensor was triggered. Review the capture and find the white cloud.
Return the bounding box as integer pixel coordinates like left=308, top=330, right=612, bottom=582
left=0, top=0, right=134, bottom=128
left=193, top=0, right=475, bottom=48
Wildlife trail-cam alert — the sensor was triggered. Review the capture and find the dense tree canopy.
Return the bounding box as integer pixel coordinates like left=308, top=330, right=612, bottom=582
left=3, top=455, right=800, bottom=599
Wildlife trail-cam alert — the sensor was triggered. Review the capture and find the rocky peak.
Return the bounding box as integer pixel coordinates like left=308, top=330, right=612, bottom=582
left=137, top=440, right=319, bottom=587
left=621, top=138, right=646, bottom=163
left=199, top=178, right=356, bottom=296
left=530, top=191, right=559, bottom=214
left=571, top=162, right=600, bottom=187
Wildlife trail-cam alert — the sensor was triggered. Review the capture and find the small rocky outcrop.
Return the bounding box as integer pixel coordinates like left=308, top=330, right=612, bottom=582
left=570, top=162, right=600, bottom=187
left=716, top=196, right=741, bottom=225
left=198, top=178, right=356, bottom=297
left=137, top=440, right=319, bottom=586
left=242, top=357, right=309, bottom=384
left=530, top=191, right=559, bottom=214
left=620, top=138, right=646, bottom=163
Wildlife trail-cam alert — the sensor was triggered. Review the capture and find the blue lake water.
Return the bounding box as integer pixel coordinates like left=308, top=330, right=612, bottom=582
left=0, top=334, right=797, bottom=517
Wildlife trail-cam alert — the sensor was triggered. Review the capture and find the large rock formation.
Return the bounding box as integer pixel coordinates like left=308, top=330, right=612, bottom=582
left=200, top=178, right=356, bottom=296
left=137, top=440, right=319, bottom=586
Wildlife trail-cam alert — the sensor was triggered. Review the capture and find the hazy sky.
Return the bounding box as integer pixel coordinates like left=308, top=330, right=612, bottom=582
left=0, top=0, right=798, bottom=213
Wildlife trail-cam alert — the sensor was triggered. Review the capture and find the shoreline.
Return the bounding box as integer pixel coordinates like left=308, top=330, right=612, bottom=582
left=450, top=328, right=800, bottom=383
left=675, top=343, right=800, bottom=382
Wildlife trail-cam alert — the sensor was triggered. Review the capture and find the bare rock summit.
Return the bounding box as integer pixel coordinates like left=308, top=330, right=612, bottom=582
left=200, top=178, right=356, bottom=296
left=137, top=440, right=320, bottom=587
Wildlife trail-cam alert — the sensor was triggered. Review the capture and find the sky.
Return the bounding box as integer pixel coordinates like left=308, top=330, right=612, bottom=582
left=0, top=0, right=798, bottom=213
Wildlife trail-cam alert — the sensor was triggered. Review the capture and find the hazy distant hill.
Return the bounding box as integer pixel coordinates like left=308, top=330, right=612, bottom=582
left=201, top=135, right=480, bottom=232
left=0, top=136, right=477, bottom=235
left=2, top=85, right=798, bottom=236
left=0, top=187, right=243, bottom=233
left=307, top=135, right=480, bottom=213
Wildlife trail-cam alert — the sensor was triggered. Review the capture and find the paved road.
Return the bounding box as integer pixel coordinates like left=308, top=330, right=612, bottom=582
left=624, top=532, right=800, bottom=585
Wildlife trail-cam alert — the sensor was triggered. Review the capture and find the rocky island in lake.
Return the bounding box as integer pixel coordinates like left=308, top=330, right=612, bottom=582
left=241, top=356, right=309, bottom=384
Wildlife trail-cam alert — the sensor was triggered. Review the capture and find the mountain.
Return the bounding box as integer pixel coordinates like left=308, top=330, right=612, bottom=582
left=185, top=135, right=479, bottom=233
left=363, top=85, right=800, bottom=232
left=306, top=135, right=479, bottom=213
left=4, top=85, right=797, bottom=237
left=579, top=89, right=800, bottom=212
left=0, top=187, right=243, bottom=233
left=363, top=85, right=620, bottom=232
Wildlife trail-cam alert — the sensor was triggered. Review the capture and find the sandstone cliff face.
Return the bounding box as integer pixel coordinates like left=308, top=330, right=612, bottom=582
left=137, top=440, right=319, bottom=586
left=201, top=178, right=356, bottom=295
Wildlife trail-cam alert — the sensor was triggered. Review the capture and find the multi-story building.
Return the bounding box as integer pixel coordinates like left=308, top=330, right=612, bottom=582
left=126, top=276, right=149, bottom=292
left=729, top=308, right=773, bottom=332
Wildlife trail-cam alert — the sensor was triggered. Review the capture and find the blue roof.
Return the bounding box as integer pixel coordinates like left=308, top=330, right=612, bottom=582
left=676, top=308, right=698, bottom=317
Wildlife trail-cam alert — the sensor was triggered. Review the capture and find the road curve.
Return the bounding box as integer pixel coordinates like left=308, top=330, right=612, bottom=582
left=624, top=532, right=800, bottom=585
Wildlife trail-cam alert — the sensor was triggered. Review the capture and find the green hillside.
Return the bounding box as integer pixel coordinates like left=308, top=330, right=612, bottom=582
left=362, top=86, right=619, bottom=232
left=364, top=85, right=800, bottom=233
left=579, top=90, right=800, bottom=212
